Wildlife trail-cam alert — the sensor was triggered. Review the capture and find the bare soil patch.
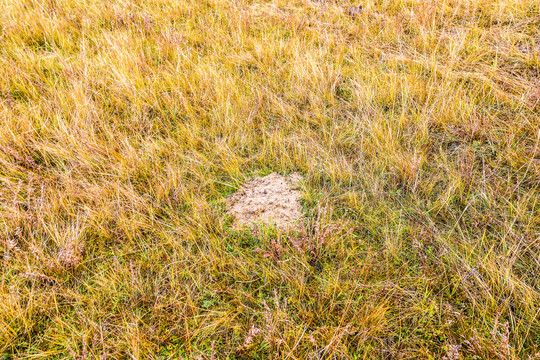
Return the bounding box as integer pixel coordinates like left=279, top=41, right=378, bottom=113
left=226, top=173, right=304, bottom=230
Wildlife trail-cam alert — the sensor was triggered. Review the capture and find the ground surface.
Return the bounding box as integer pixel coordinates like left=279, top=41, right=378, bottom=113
left=226, top=173, right=303, bottom=230
left=0, top=0, right=539, bottom=358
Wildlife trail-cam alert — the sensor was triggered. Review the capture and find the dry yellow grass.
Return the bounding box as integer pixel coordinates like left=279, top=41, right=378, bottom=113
left=0, top=0, right=539, bottom=358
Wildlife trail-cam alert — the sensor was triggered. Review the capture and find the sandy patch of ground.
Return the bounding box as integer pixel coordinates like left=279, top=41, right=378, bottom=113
left=226, top=173, right=304, bottom=230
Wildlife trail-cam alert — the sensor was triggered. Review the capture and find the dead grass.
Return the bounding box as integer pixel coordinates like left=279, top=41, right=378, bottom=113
left=0, top=0, right=539, bottom=358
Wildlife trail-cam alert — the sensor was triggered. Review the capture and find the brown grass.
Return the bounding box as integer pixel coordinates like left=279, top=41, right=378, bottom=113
left=0, top=0, right=539, bottom=358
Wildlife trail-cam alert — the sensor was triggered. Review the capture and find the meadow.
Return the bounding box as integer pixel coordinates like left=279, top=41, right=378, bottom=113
left=0, top=0, right=539, bottom=358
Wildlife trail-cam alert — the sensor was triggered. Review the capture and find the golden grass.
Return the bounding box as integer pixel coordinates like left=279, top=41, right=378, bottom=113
left=0, top=0, right=539, bottom=358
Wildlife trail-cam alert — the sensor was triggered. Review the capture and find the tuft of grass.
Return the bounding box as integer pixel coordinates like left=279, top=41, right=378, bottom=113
left=1, top=0, right=539, bottom=358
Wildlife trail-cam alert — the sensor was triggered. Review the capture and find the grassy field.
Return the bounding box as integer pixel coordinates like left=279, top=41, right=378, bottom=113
left=1, top=0, right=539, bottom=358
